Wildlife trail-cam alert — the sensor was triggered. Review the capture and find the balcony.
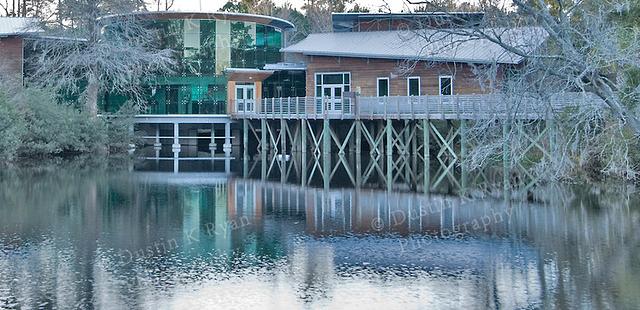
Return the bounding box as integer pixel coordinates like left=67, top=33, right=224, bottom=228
left=231, top=93, right=603, bottom=120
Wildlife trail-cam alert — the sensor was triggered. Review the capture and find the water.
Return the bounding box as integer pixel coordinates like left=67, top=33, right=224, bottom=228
left=1, top=160, right=639, bottom=309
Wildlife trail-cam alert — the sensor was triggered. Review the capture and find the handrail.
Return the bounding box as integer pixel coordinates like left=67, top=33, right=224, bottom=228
left=230, top=93, right=604, bottom=120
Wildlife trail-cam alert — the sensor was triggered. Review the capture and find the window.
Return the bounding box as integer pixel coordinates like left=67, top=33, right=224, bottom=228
left=439, top=76, right=453, bottom=96
left=377, top=77, right=389, bottom=97
left=407, top=77, right=420, bottom=96
left=314, top=72, right=351, bottom=97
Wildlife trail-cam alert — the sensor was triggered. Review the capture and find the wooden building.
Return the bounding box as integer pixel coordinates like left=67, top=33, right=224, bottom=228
left=279, top=15, right=547, bottom=106
left=0, top=17, right=40, bottom=83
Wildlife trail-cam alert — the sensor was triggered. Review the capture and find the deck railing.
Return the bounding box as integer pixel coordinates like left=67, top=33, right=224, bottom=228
left=231, top=93, right=603, bottom=120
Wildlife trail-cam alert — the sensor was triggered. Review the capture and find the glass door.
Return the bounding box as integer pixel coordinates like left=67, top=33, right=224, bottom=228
left=322, top=85, right=343, bottom=113
left=236, top=84, right=256, bottom=113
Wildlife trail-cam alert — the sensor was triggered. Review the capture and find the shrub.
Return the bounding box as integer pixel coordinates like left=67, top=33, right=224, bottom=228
left=105, top=101, right=141, bottom=154
left=0, top=83, right=138, bottom=162
left=16, top=88, right=107, bottom=157
left=0, top=90, right=25, bottom=161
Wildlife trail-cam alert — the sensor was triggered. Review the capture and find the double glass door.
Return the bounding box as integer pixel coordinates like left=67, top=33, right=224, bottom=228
left=236, top=84, right=255, bottom=113
left=322, top=85, right=343, bottom=113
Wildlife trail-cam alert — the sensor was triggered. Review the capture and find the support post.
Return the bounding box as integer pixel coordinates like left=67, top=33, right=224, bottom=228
left=243, top=119, right=249, bottom=160
left=261, top=119, right=267, bottom=179
left=224, top=121, right=232, bottom=157
left=172, top=123, right=180, bottom=174
left=154, top=123, right=161, bottom=159
left=323, top=118, right=331, bottom=156
left=423, top=119, right=430, bottom=194
left=386, top=119, right=393, bottom=191
left=261, top=119, right=267, bottom=154
left=172, top=122, right=180, bottom=158
left=280, top=119, right=286, bottom=155
left=323, top=118, right=331, bottom=188
left=209, top=124, right=216, bottom=158
left=301, top=119, right=308, bottom=187
left=356, top=120, right=362, bottom=187
left=378, top=121, right=385, bottom=156
left=460, top=119, right=468, bottom=192
left=404, top=120, right=411, bottom=183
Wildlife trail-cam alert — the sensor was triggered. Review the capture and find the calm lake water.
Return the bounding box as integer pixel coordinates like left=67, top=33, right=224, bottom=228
left=1, top=159, right=639, bottom=309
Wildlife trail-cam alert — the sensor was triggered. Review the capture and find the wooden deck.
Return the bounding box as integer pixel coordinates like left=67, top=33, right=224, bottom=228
left=231, top=93, right=603, bottom=120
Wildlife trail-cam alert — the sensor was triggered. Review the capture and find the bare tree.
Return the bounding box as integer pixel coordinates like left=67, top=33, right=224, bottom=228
left=26, top=0, right=174, bottom=117
left=405, top=0, right=640, bottom=135
left=0, top=0, right=56, bottom=17
left=398, top=0, right=640, bottom=180
left=153, top=0, right=173, bottom=11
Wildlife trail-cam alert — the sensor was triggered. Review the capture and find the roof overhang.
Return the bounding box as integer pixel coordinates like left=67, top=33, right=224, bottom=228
left=99, top=11, right=296, bottom=31
left=0, top=17, right=42, bottom=36
left=224, top=68, right=275, bottom=82
left=283, top=50, right=521, bottom=65
left=263, top=62, right=307, bottom=71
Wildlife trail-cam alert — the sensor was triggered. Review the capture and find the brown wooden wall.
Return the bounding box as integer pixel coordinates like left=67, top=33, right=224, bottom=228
left=0, top=36, right=23, bottom=80
left=304, top=55, right=502, bottom=97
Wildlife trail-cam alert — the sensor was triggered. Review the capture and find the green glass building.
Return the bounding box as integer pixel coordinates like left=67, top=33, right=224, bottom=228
left=99, top=12, right=303, bottom=115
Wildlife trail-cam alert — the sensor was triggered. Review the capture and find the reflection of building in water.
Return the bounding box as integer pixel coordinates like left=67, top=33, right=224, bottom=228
left=245, top=178, right=510, bottom=236
left=1, top=173, right=639, bottom=309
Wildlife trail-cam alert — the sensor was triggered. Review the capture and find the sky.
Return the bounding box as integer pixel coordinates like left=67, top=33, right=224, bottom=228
left=165, top=0, right=410, bottom=13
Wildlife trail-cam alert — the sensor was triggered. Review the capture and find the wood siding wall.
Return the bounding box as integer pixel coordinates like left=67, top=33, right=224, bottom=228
left=0, top=36, right=23, bottom=80
left=304, top=55, right=502, bottom=97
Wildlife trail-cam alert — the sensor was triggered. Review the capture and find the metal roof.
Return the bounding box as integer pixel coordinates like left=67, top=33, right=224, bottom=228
left=0, top=17, right=41, bottom=36
left=282, top=27, right=548, bottom=65
left=99, top=11, right=296, bottom=31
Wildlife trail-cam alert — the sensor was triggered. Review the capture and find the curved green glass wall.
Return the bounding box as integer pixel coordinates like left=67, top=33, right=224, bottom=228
left=99, top=18, right=283, bottom=115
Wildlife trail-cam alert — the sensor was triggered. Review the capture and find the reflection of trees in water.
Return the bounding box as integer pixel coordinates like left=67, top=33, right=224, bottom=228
left=259, top=180, right=640, bottom=308
left=1, top=167, right=639, bottom=308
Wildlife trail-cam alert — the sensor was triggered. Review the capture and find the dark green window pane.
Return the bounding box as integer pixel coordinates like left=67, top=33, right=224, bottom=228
left=344, top=74, right=350, bottom=84
left=440, top=77, right=452, bottom=95
left=323, top=74, right=344, bottom=85
left=408, top=78, right=420, bottom=96
left=200, top=20, right=216, bottom=75
left=378, top=78, right=389, bottom=97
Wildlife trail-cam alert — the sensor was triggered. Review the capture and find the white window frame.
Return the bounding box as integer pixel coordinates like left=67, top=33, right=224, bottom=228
left=377, top=77, right=390, bottom=97
left=315, top=72, right=351, bottom=97
left=439, top=75, right=453, bottom=96
left=407, top=76, right=421, bottom=96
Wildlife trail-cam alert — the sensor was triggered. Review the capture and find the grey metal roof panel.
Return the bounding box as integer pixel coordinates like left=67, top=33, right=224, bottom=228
left=282, top=27, right=547, bottom=65
left=0, top=17, right=41, bottom=36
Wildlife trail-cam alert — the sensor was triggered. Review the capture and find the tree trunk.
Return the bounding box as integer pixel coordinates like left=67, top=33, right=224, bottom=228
left=86, top=74, right=99, bottom=117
